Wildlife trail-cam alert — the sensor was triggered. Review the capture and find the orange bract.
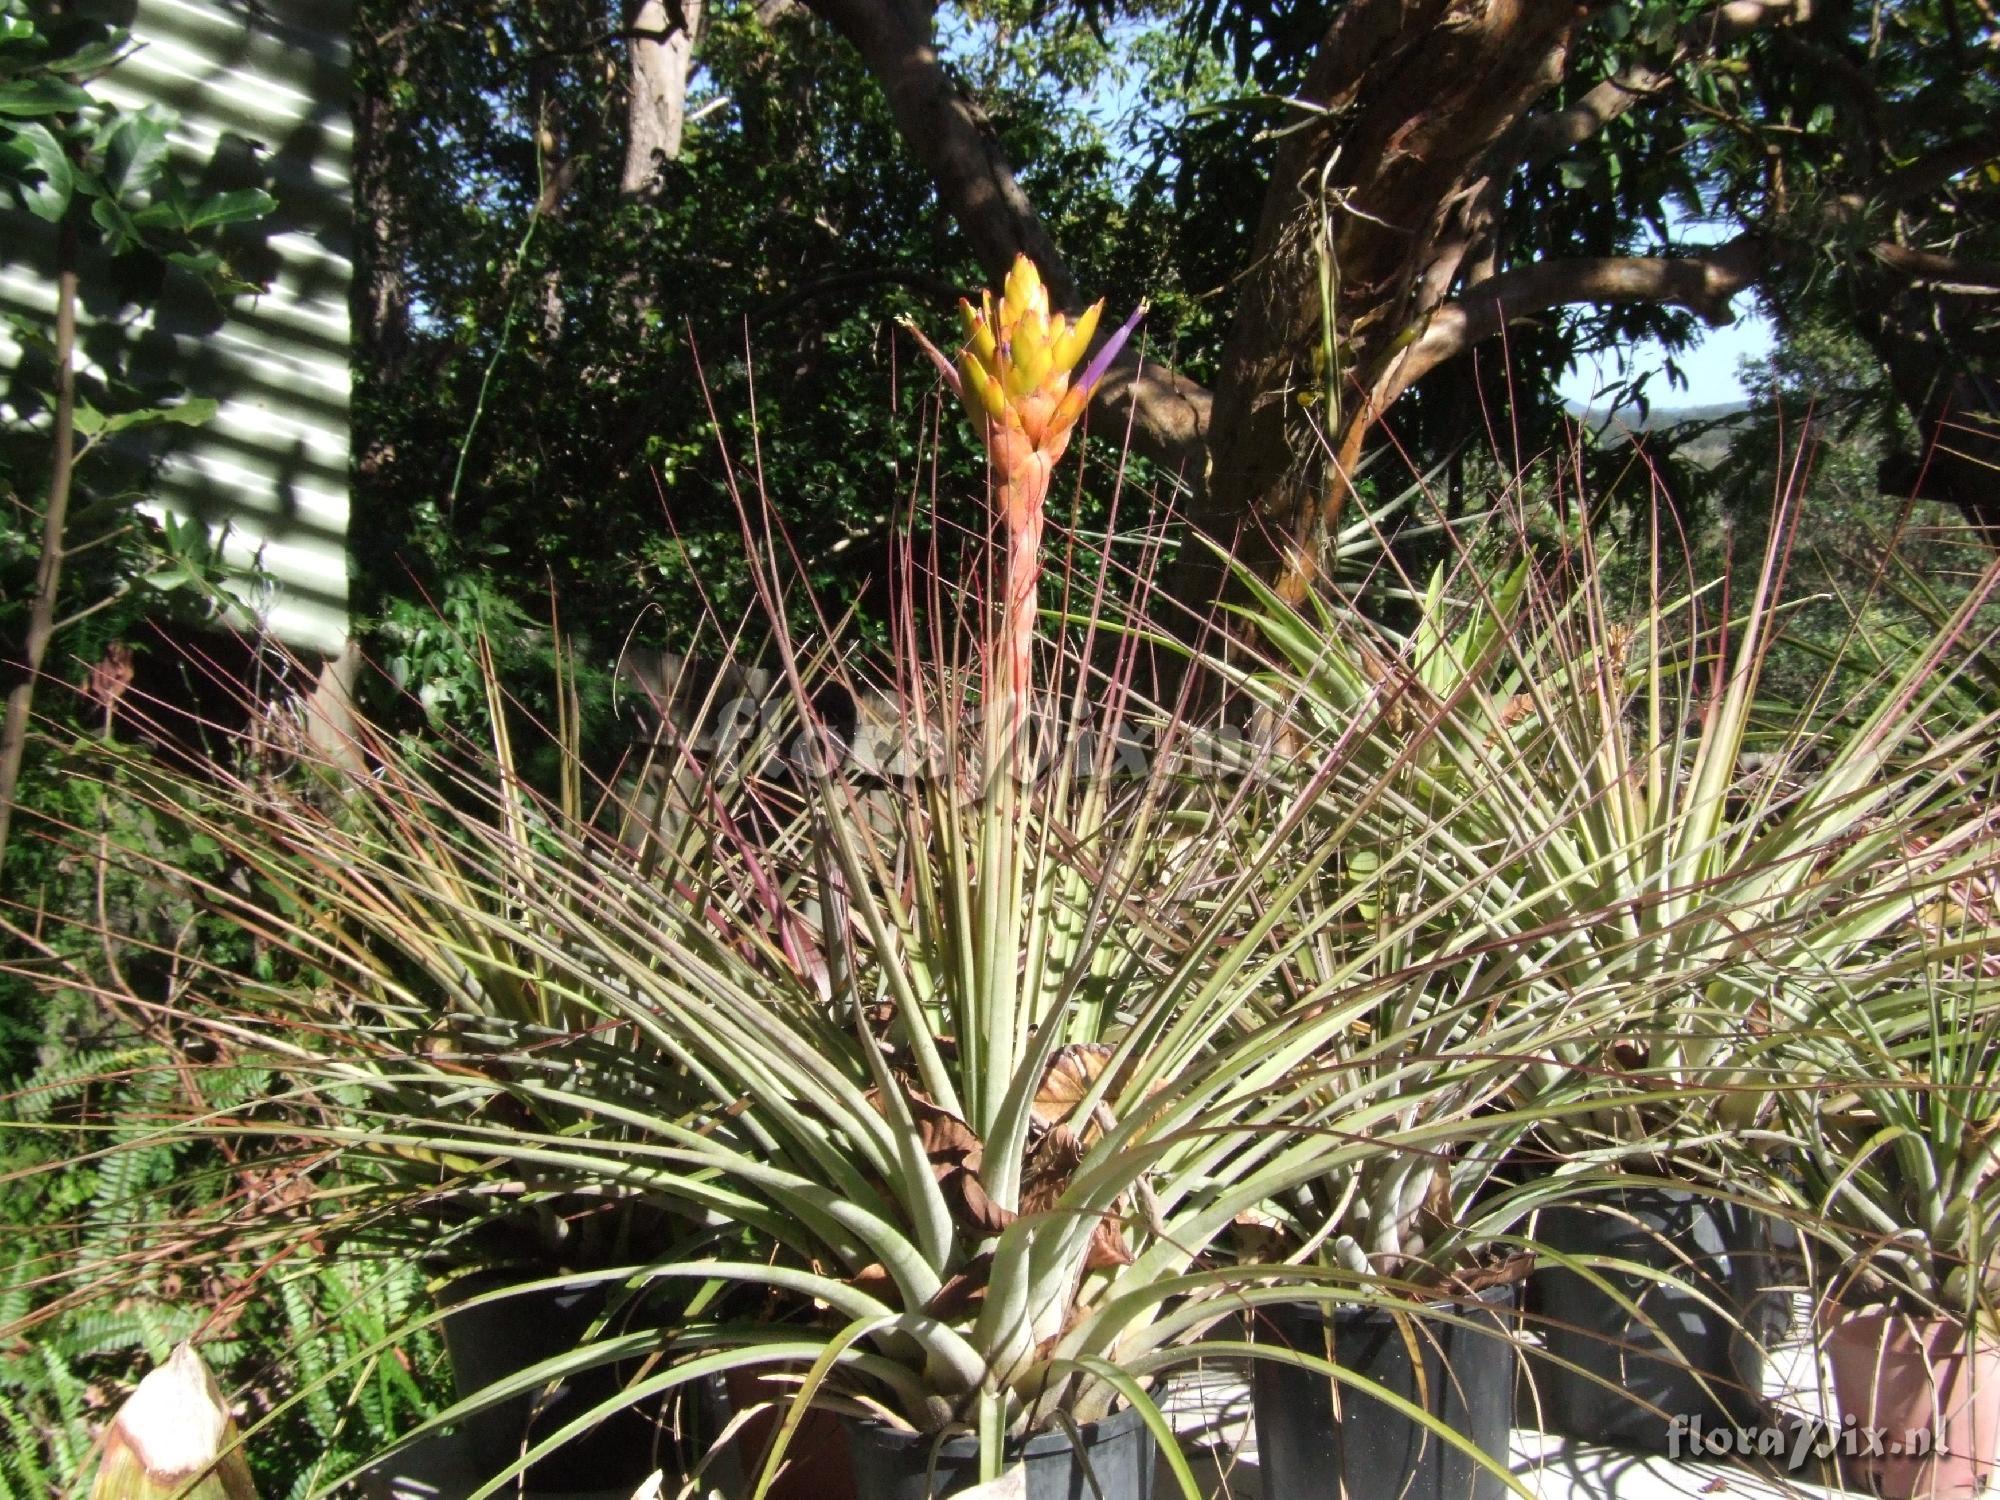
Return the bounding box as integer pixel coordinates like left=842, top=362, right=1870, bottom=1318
left=903, top=253, right=1143, bottom=470
left=952, top=257, right=1103, bottom=455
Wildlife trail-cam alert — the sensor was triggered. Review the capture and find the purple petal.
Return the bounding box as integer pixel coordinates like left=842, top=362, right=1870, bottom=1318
left=1077, top=301, right=1148, bottom=395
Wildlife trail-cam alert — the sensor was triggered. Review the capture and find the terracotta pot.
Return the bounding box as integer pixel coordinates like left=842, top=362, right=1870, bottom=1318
left=1825, top=1309, right=2000, bottom=1499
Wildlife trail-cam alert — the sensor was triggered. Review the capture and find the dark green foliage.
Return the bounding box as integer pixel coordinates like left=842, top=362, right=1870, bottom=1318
left=0, top=0, right=273, bottom=247
left=351, top=0, right=1232, bottom=726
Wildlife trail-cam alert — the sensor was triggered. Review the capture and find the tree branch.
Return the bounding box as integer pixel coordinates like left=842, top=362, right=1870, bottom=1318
left=1872, top=242, right=2000, bottom=295
left=1365, top=236, right=1764, bottom=421
left=1084, top=354, right=1211, bottom=478
left=1833, top=128, right=2000, bottom=222
left=802, top=0, right=1074, bottom=303
left=523, top=21, right=692, bottom=62
left=534, top=152, right=587, bottom=221
left=0, top=218, right=79, bottom=871
left=1518, top=0, right=1816, bottom=164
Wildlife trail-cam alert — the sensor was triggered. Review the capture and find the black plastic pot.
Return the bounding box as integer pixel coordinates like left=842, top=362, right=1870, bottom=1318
left=1521, top=1187, right=1793, bottom=1451
left=1249, top=1287, right=1519, bottom=1500
left=846, top=1403, right=1159, bottom=1500
left=437, top=1271, right=669, bottom=1488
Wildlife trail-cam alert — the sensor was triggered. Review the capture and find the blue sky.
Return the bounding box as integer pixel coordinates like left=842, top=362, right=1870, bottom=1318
left=1558, top=294, right=1776, bottom=415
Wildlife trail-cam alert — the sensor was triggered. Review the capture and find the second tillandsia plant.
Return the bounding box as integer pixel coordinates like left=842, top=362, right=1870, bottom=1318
left=1219, top=469, right=2000, bottom=1454
left=1223, top=489, right=2000, bottom=1171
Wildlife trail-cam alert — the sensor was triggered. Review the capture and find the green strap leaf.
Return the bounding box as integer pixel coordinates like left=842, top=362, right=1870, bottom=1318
left=1049, top=1357, right=1204, bottom=1500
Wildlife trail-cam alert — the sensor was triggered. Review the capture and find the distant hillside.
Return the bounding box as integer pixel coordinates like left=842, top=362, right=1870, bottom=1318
left=1563, top=397, right=1751, bottom=429
left=1564, top=398, right=1755, bottom=466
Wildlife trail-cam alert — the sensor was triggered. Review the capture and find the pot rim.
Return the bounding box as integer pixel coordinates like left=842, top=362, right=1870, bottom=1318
left=1820, top=1304, right=1999, bottom=1346
left=1252, top=1279, right=1520, bottom=1331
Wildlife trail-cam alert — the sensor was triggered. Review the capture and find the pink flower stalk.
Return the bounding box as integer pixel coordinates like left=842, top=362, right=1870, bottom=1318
left=904, top=256, right=1145, bottom=762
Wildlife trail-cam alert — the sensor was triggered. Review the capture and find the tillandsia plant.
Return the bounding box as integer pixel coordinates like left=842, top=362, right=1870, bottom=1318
left=1779, top=966, right=2000, bottom=1324
left=1207, top=475, right=2000, bottom=1452
left=23, top=258, right=1560, bottom=1497
left=1208, top=546, right=1549, bottom=1282
left=1222, top=483, right=2000, bottom=1187
left=1761, top=756, right=2000, bottom=1324
left=1768, top=543, right=2000, bottom=1323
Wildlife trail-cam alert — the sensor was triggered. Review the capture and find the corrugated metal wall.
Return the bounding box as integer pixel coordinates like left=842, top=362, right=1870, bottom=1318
left=0, top=0, right=353, bottom=654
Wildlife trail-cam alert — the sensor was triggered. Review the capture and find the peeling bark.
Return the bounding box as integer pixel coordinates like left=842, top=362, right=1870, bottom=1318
left=1194, top=0, right=1587, bottom=600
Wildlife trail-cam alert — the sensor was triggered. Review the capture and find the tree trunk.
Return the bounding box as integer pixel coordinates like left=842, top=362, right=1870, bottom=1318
left=351, top=0, right=416, bottom=490
left=622, top=0, right=707, bottom=197
left=352, top=0, right=418, bottom=382
left=352, top=86, right=409, bottom=377
left=1193, top=0, right=1586, bottom=603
